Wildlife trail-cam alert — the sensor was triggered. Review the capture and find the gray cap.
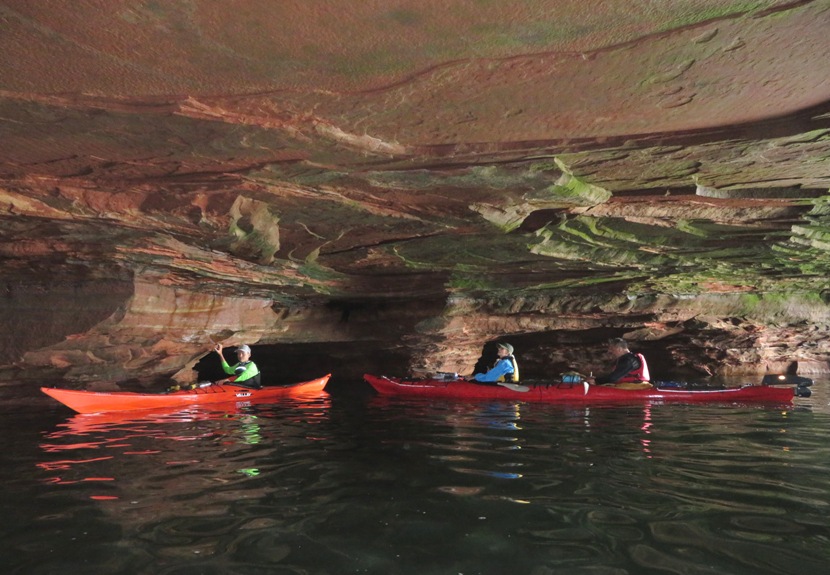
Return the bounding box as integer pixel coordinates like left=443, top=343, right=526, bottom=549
left=236, top=344, right=251, bottom=354
left=498, top=342, right=514, bottom=355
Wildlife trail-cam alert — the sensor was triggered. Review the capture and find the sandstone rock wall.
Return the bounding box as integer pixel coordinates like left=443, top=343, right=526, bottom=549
left=1, top=1, right=829, bottom=387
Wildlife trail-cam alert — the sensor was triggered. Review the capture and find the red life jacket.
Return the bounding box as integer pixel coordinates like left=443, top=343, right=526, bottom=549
left=618, top=353, right=650, bottom=383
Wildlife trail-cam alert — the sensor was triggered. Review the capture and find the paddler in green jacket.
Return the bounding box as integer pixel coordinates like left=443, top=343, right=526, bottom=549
left=213, top=343, right=261, bottom=388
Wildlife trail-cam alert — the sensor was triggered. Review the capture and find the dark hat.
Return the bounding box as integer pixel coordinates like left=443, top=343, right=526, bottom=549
left=607, top=338, right=629, bottom=350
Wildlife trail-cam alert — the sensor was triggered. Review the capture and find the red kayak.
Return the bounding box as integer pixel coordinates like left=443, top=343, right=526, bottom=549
left=363, top=374, right=807, bottom=404
left=41, top=374, right=331, bottom=414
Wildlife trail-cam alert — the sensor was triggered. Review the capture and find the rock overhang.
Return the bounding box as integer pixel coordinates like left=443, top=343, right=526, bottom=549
left=1, top=1, right=829, bottom=385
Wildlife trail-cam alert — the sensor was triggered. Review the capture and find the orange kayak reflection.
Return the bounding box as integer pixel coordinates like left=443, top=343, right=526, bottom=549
left=37, top=395, right=333, bottom=495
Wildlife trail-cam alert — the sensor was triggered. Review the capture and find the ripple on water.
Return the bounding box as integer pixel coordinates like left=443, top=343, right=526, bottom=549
left=644, top=519, right=828, bottom=575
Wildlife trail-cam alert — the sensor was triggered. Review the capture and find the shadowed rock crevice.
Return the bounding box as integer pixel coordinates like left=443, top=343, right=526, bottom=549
left=1, top=276, right=134, bottom=367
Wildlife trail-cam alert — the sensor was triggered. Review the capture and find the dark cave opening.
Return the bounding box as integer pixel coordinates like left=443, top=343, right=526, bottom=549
left=471, top=329, right=703, bottom=383
left=193, top=328, right=707, bottom=396
left=193, top=341, right=413, bottom=393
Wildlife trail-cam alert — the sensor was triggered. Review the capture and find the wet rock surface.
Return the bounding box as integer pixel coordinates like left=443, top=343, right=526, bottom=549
left=1, top=1, right=828, bottom=387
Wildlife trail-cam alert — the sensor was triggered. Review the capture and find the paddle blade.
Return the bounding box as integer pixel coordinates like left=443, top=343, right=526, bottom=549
left=795, top=385, right=812, bottom=398
left=761, top=374, right=813, bottom=387
left=498, top=382, right=530, bottom=392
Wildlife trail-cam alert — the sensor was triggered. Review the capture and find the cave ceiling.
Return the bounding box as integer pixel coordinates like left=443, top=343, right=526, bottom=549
left=1, top=1, right=829, bottom=383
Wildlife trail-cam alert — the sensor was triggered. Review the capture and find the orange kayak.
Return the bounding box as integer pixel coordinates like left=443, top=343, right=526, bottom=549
left=41, top=374, right=331, bottom=414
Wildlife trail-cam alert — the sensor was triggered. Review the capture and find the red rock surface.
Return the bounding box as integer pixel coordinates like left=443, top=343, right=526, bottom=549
left=1, top=1, right=828, bottom=386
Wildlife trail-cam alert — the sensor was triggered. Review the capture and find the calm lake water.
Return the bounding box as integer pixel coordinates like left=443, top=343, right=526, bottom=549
left=3, top=377, right=830, bottom=575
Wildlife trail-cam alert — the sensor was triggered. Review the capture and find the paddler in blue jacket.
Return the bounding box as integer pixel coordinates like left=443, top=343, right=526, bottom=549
left=467, top=342, right=520, bottom=384
left=213, top=343, right=262, bottom=388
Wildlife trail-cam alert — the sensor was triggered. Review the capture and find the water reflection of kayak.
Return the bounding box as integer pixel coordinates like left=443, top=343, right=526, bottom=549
left=363, top=373, right=811, bottom=404
left=41, top=374, right=331, bottom=414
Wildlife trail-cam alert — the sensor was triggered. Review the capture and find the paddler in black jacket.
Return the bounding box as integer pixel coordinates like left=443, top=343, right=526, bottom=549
left=586, top=338, right=650, bottom=385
